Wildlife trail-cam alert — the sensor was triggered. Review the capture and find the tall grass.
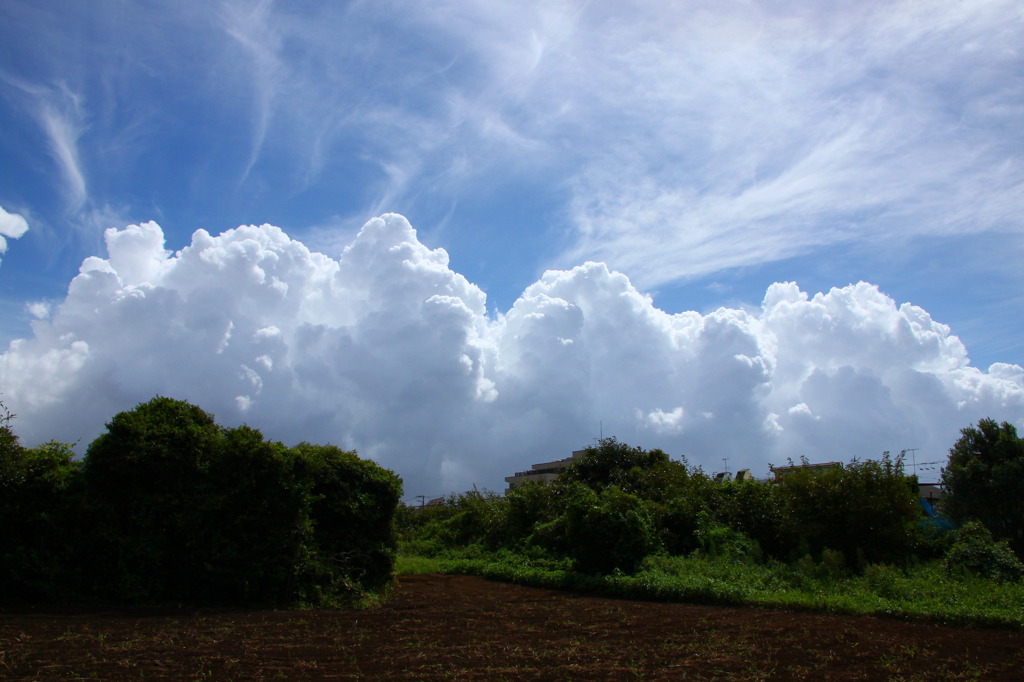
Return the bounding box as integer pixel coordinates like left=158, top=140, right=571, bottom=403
left=398, top=546, right=1024, bottom=628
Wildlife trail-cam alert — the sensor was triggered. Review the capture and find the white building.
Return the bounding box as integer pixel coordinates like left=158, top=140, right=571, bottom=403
left=504, top=450, right=587, bottom=490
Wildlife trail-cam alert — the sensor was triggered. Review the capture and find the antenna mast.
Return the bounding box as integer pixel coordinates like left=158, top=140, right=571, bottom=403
left=905, top=448, right=920, bottom=475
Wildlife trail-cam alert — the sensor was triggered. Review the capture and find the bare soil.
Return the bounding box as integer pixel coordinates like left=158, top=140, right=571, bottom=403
left=2, top=574, right=1023, bottom=680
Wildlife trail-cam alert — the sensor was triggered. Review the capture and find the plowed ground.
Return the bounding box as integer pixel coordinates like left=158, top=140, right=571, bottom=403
left=2, top=574, right=1023, bottom=680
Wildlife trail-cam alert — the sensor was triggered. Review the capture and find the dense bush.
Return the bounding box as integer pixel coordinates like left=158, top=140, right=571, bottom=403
left=1, top=397, right=402, bottom=606
left=712, top=478, right=791, bottom=559
left=559, top=438, right=670, bottom=493
left=403, top=439, right=926, bottom=578
left=559, top=484, right=658, bottom=574
left=195, top=425, right=306, bottom=604
left=777, top=454, right=918, bottom=567
left=944, top=521, right=1024, bottom=583
left=0, top=432, right=85, bottom=603
left=83, top=397, right=226, bottom=603
left=941, top=418, right=1024, bottom=557
left=290, top=442, right=403, bottom=599
left=692, top=512, right=762, bottom=564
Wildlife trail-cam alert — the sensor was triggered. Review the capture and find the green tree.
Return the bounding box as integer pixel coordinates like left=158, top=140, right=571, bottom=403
left=83, top=396, right=222, bottom=602
left=714, top=478, right=792, bottom=559
left=0, top=400, right=18, bottom=464
left=779, top=453, right=918, bottom=567
left=558, top=437, right=670, bottom=494
left=559, top=483, right=659, bottom=574
left=199, top=425, right=304, bottom=605
left=504, top=481, right=559, bottom=546
left=81, top=396, right=402, bottom=606
left=944, top=521, right=1023, bottom=582
left=0, top=401, right=87, bottom=603
left=289, top=442, right=403, bottom=600
left=941, top=418, right=1024, bottom=557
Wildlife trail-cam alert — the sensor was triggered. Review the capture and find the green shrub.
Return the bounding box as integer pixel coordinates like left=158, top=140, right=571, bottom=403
left=84, top=396, right=223, bottom=603
left=944, top=521, right=1024, bottom=582
left=778, top=454, right=918, bottom=567
left=560, top=484, right=659, bottom=574
left=558, top=437, right=670, bottom=494
left=404, top=489, right=510, bottom=551
left=693, top=512, right=762, bottom=564
left=783, top=548, right=848, bottom=590
left=941, top=419, right=1024, bottom=557
left=290, top=442, right=403, bottom=599
left=863, top=563, right=906, bottom=600
left=711, top=481, right=791, bottom=559
left=75, top=396, right=402, bottom=606
left=504, top=481, right=559, bottom=544
left=197, top=425, right=304, bottom=604
left=0, top=437, right=85, bottom=603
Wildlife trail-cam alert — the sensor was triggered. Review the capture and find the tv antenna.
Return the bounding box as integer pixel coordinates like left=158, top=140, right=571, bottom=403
left=905, top=448, right=920, bottom=475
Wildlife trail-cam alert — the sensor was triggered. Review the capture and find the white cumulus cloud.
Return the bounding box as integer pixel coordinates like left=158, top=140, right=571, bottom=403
left=1, top=214, right=1022, bottom=496
left=0, top=205, right=29, bottom=266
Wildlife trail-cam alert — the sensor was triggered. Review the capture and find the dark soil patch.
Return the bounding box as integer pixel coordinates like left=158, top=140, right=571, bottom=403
left=2, top=574, right=1023, bottom=680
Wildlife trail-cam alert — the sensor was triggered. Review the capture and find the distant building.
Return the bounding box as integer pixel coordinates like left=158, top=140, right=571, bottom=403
left=918, top=482, right=944, bottom=504
left=769, top=461, right=842, bottom=481
left=407, top=496, right=448, bottom=511
left=714, top=469, right=756, bottom=483
left=505, top=450, right=587, bottom=490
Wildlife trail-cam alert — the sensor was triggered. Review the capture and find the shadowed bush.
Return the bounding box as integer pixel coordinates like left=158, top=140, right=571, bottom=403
left=2, top=396, right=401, bottom=607
left=944, top=521, right=1024, bottom=583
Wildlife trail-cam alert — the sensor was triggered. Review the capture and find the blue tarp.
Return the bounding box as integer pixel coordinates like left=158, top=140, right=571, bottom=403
left=919, top=497, right=955, bottom=531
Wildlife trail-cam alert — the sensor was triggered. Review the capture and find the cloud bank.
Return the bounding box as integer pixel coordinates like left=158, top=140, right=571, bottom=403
left=2, top=214, right=1022, bottom=496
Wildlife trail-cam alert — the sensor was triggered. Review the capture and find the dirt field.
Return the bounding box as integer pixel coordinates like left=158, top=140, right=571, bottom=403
left=2, top=573, right=1023, bottom=680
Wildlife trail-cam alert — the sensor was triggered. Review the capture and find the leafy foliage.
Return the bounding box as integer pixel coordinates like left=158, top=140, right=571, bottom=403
left=404, top=439, right=926, bottom=579
left=196, top=425, right=305, bottom=604
left=84, top=397, right=224, bottom=602
left=290, top=442, right=403, bottom=599
left=941, top=418, right=1024, bottom=557
left=559, top=437, right=670, bottom=494
left=692, top=512, right=762, bottom=564
left=559, top=484, right=658, bottom=574
left=777, top=453, right=918, bottom=567
left=0, top=434, right=84, bottom=603
left=944, top=521, right=1024, bottom=583
left=1, top=396, right=402, bottom=607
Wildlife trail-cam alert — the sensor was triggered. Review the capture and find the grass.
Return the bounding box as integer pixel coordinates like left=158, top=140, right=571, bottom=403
left=397, top=547, right=1024, bottom=629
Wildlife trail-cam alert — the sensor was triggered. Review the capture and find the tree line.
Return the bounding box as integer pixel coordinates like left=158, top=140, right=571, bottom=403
left=3, top=395, right=1021, bottom=606
left=401, top=427, right=1024, bottom=580
left=0, top=397, right=402, bottom=606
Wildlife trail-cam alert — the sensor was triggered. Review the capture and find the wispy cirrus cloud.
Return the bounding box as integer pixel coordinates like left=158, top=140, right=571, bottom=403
left=0, top=70, right=90, bottom=214
left=3, top=0, right=1021, bottom=296
left=37, top=85, right=89, bottom=212
left=211, top=0, right=1023, bottom=288
left=517, top=1, right=1024, bottom=287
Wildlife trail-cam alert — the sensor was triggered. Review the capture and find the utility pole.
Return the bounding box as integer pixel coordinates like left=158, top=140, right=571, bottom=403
left=416, top=495, right=427, bottom=508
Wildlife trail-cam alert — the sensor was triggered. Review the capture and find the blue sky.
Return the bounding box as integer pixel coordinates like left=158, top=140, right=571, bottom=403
left=1, top=1, right=1022, bottom=496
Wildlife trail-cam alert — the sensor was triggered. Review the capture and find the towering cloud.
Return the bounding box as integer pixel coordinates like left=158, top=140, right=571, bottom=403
left=2, top=214, right=1021, bottom=495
